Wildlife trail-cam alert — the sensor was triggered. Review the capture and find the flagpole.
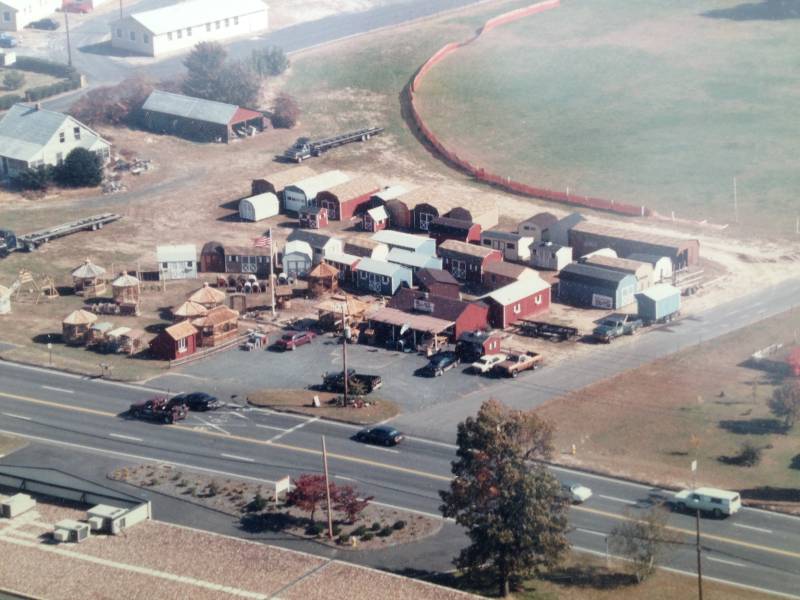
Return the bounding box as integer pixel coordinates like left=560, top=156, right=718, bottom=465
left=269, top=228, right=276, bottom=317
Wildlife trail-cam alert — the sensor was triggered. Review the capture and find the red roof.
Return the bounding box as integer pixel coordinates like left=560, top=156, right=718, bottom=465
left=230, top=107, right=264, bottom=125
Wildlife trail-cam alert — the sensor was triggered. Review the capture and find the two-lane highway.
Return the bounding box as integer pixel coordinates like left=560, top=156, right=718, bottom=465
left=1, top=361, right=799, bottom=597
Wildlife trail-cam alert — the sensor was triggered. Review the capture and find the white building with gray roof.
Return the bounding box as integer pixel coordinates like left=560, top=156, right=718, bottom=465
left=0, top=104, right=110, bottom=179
left=110, top=0, right=269, bottom=57
left=0, top=0, right=61, bottom=32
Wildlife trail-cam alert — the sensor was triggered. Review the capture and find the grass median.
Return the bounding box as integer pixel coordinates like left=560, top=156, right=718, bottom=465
left=247, top=389, right=399, bottom=425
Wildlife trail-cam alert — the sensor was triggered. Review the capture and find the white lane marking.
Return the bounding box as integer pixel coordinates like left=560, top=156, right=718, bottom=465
left=405, top=436, right=458, bottom=450
left=599, top=494, right=638, bottom=505
left=0, top=361, right=167, bottom=393
left=254, top=424, right=290, bottom=432
left=0, top=428, right=278, bottom=485
left=229, top=412, right=248, bottom=420
left=361, top=445, right=400, bottom=454
left=248, top=407, right=315, bottom=421
left=108, top=433, right=143, bottom=442
left=221, top=453, right=255, bottom=463
left=368, top=500, right=451, bottom=522
left=196, top=416, right=229, bottom=436
left=2, top=412, right=31, bottom=421
left=268, top=416, right=319, bottom=442
left=733, top=523, right=773, bottom=534
left=707, top=556, right=747, bottom=568
left=334, top=475, right=357, bottom=482
left=576, top=528, right=607, bottom=538
left=41, top=385, right=74, bottom=394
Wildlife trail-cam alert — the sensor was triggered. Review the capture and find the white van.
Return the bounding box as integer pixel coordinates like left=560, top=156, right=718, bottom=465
left=673, top=487, right=742, bottom=517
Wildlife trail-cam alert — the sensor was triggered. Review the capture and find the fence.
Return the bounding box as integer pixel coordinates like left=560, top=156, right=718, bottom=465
left=407, top=0, right=653, bottom=218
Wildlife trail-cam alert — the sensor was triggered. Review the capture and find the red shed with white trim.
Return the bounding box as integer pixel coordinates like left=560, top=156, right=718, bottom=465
left=483, top=277, right=551, bottom=329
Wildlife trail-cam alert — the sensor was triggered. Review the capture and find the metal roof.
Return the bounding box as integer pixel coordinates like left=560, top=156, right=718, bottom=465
left=283, top=240, right=313, bottom=256
left=636, top=283, right=680, bottom=302
left=240, top=193, right=279, bottom=219
left=156, top=244, right=196, bottom=263
left=0, top=465, right=140, bottom=505
left=287, top=170, right=350, bottom=199
left=319, top=174, right=381, bottom=202
left=485, top=277, right=550, bottom=305
left=371, top=230, right=431, bottom=251
left=559, top=263, right=633, bottom=285
left=354, top=257, right=406, bottom=278
left=143, top=90, right=239, bottom=126
left=387, top=248, right=441, bottom=270
left=372, top=185, right=410, bottom=202
left=439, top=239, right=498, bottom=259
left=388, top=288, right=475, bottom=322
left=324, top=252, right=361, bottom=267
left=582, top=255, right=652, bottom=275
left=367, top=306, right=453, bottom=334
left=122, top=0, right=268, bottom=35
left=0, top=104, right=106, bottom=162
left=165, top=320, right=197, bottom=340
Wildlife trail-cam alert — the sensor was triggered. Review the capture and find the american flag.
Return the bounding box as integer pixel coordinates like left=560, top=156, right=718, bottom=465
left=253, top=234, right=271, bottom=248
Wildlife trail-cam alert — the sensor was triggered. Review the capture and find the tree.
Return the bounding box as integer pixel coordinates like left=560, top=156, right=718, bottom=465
left=69, top=75, right=154, bottom=126
left=769, top=381, right=800, bottom=429
left=54, top=148, right=103, bottom=188
left=286, top=474, right=336, bottom=522
left=440, top=399, right=568, bottom=597
left=182, top=42, right=228, bottom=101
left=251, top=46, right=289, bottom=77
left=12, top=165, right=52, bottom=191
left=609, top=506, right=678, bottom=583
left=271, top=92, right=300, bottom=129
left=215, top=59, right=261, bottom=107
left=333, top=485, right=372, bottom=524
left=3, top=71, right=25, bottom=91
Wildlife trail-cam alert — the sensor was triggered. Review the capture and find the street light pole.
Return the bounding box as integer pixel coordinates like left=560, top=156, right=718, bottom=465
left=321, top=435, right=334, bottom=540
left=64, top=10, right=72, bottom=68
left=119, top=0, right=123, bottom=20
left=696, top=508, right=704, bottom=600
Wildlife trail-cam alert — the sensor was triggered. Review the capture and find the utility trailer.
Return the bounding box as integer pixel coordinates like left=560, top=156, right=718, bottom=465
left=15, top=213, right=121, bottom=252
left=518, top=319, right=579, bottom=342
left=673, top=267, right=703, bottom=296
left=284, top=127, right=384, bottom=162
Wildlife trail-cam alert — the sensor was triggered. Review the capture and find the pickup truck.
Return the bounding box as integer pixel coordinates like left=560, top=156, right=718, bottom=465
left=321, top=369, right=382, bottom=394
left=128, top=397, right=188, bottom=424
left=492, top=351, right=543, bottom=378
left=469, top=353, right=507, bottom=375
left=592, top=314, right=643, bottom=343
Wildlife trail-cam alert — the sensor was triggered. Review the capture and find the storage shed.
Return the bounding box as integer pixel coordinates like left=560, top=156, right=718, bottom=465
left=439, top=239, right=503, bottom=285
left=298, top=205, right=329, bottom=229
left=581, top=254, right=654, bottom=292
left=62, top=309, right=98, bottom=345
left=362, top=205, right=389, bottom=233
left=223, top=245, right=272, bottom=278
left=417, top=268, right=461, bottom=299
left=388, top=288, right=488, bottom=339
left=636, top=284, right=681, bottom=324
left=543, top=212, right=585, bottom=246
left=282, top=240, right=313, bottom=278
left=532, top=241, right=572, bottom=272
left=457, top=330, right=503, bottom=360
left=200, top=242, right=225, bottom=273
left=368, top=185, right=412, bottom=228
left=192, top=306, right=239, bottom=347
left=628, top=253, right=673, bottom=283
left=251, top=165, right=316, bottom=197
left=344, top=237, right=389, bottom=260
left=149, top=320, right=197, bottom=360
left=482, top=262, right=540, bottom=291
left=387, top=248, right=442, bottom=282
left=408, top=191, right=460, bottom=232
left=483, top=277, right=551, bottom=329
left=284, top=170, right=350, bottom=215
left=480, top=229, right=534, bottom=263
left=287, top=230, right=343, bottom=264
left=429, top=217, right=481, bottom=247
left=558, top=263, right=637, bottom=309
left=371, top=230, right=436, bottom=256
left=519, top=212, right=558, bottom=239
left=569, top=221, right=700, bottom=269
left=353, top=258, right=412, bottom=296
left=323, top=253, right=361, bottom=285
left=313, top=175, right=381, bottom=221
left=141, top=90, right=265, bottom=143
left=72, top=259, right=106, bottom=297
left=446, top=196, right=499, bottom=230
left=157, top=244, right=197, bottom=281
left=239, top=193, right=279, bottom=222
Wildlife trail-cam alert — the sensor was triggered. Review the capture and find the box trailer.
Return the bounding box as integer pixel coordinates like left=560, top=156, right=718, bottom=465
left=636, top=284, right=681, bottom=324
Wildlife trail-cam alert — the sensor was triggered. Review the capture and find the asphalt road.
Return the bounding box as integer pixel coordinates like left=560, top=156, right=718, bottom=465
left=0, top=360, right=799, bottom=598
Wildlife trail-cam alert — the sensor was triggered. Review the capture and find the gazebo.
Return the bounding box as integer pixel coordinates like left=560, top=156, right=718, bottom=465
left=62, top=309, right=98, bottom=345
left=191, top=306, right=240, bottom=348
left=72, top=259, right=107, bottom=297
left=307, top=262, right=339, bottom=296
left=112, top=272, right=141, bottom=315
left=189, top=282, right=226, bottom=309
left=172, top=300, right=208, bottom=322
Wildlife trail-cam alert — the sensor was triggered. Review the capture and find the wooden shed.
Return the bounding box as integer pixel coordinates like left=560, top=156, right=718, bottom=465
left=150, top=320, right=197, bottom=360
left=62, top=309, right=98, bottom=345
left=298, top=205, right=329, bottom=229
left=111, top=272, right=140, bottom=315
left=313, top=175, right=381, bottom=221
left=307, top=262, right=339, bottom=296
left=192, top=306, right=240, bottom=348
left=200, top=242, right=226, bottom=273
left=72, top=259, right=107, bottom=297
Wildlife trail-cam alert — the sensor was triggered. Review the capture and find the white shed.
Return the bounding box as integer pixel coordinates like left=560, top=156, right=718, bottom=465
left=239, top=193, right=279, bottom=222
left=628, top=253, right=673, bottom=283
left=157, top=244, right=198, bottom=281
left=282, top=240, right=313, bottom=278
left=283, top=170, right=350, bottom=214
left=532, top=242, right=572, bottom=272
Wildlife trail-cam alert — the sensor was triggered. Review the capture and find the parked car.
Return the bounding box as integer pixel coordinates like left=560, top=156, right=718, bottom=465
left=63, top=2, right=91, bottom=13
left=492, top=351, right=543, bottom=378
left=171, top=392, right=221, bottom=411
left=0, top=33, right=17, bottom=48
left=28, top=18, right=59, bottom=30
left=321, top=369, right=383, bottom=394
left=672, top=487, right=741, bottom=518
left=128, top=397, right=188, bottom=424
left=561, top=482, right=593, bottom=504
left=355, top=425, right=404, bottom=446
left=421, top=351, right=460, bottom=377
left=275, top=330, right=316, bottom=351
left=469, top=353, right=507, bottom=374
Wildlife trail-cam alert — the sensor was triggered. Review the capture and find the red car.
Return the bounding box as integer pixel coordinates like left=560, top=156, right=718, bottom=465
left=275, top=330, right=316, bottom=351
left=63, top=2, right=91, bottom=13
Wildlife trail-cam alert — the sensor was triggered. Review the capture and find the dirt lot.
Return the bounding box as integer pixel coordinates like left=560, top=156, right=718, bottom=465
left=536, top=309, right=800, bottom=509
left=248, top=388, right=399, bottom=424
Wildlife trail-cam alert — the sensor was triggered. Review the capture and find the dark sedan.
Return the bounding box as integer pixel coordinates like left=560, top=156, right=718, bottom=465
left=420, top=351, right=460, bottom=377
left=355, top=425, right=404, bottom=446
left=171, top=392, right=221, bottom=411
left=28, top=18, right=60, bottom=30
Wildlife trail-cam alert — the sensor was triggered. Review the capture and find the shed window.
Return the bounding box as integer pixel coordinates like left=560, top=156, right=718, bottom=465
left=59, top=132, right=65, bottom=143
left=162, top=262, right=168, bottom=269
left=177, top=337, right=187, bottom=352
left=382, top=276, right=389, bottom=284
left=359, top=271, right=367, bottom=280
left=186, top=27, right=192, bottom=36
left=176, top=29, right=182, bottom=39
left=482, top=240, right=491, bottom=246
left=3, top=11, right=10, bottom=22
left=56, top=152, right=63, bottom=165
left=226, top=256, right=232, bottom=262
left=215, top=20, right=220, bottom=29
left=507, top=243, right=515, bottom=250
left=186, top=261, right=192, bottom=268
left=513, top=303, right=522, bottom=314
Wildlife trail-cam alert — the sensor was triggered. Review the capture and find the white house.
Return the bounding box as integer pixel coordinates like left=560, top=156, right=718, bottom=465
left=239, top=193, right=279, bottom=222
left=0, top=0, right=60, bottom=32
left=287, top=230, right=343, bottom=264
left=157, top=244, right=198, bottom=281
left=0, top=104, right=111, bottom=179
left=109, top=0, right=269, bottom=57
left=532, top=241, right=572, bottom=272
left=282, top=240, right=312, bottom=278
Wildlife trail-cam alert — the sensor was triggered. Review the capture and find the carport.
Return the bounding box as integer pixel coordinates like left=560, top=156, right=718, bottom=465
left=366, top=307, right=453, bottom=352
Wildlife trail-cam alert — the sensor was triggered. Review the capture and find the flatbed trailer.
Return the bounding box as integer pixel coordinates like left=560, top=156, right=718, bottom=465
left=15, top=213, right=121, bottom=252
left=518, top=319, right=579, bottom=342
left=284, top=127, right=384, bottom=162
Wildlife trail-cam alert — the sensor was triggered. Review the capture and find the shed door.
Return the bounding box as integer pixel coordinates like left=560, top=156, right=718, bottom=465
left=419, top=212, right=434, bottom=231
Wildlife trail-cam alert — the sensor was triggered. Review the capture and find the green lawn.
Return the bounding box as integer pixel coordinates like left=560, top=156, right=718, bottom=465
left=413, top=0, right=800, bottom=236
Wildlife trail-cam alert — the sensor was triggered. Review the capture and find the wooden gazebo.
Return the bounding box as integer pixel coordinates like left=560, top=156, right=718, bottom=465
left=72, top=259, right=107, bottom=297
left=62, top=309, right=98, bottom=345
left=172, top=300, right=208, bottom=322
left=189, top=282, right=226, bottom=309
left=191, top=306, right=240, bottom=348
left=111, top=272, right=141, bottom=315
left=307, top=262, right=339, bottom=296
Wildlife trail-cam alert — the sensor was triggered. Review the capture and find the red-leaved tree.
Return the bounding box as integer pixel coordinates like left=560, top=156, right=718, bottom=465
left=287, top=474, right=334, bottom=522
left=334, top=485, right=373, bottom=524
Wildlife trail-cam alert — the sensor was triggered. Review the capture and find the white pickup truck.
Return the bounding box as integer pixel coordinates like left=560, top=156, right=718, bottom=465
left=469, top=353, right=507, bottom=374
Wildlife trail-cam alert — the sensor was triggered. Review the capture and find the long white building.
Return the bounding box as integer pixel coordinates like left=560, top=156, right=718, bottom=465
left=109, top=0, right=269, bottom=57
left=0, top=0, right=60, bottom=31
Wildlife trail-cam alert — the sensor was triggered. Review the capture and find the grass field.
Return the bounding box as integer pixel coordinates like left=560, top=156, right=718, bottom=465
left=536, top=309, right=800, bottom=506
left=0, top=68, right=60, bottom=97
left=413, top=0, right=800, bottom=235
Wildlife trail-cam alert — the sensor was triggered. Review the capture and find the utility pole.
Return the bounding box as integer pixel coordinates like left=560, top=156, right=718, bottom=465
left=696, top=508, right=704, bottom=600
left=269, top=228, right=275, bottom=317
left=321, top=436, right=334, bottom=540
left=341, top=302, right=348, bottom=406
left=64, top=10, right=72, bottom=68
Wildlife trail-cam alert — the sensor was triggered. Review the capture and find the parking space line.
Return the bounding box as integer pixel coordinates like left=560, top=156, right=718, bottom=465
left=229, top=412, right=248, bottom=420
left=255, top=424, right=290, bottom=432
left=267, top=417, right=320, bottom=442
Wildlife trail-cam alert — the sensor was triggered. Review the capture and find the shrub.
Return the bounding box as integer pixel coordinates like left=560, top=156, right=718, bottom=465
left=54, top=147, right=103, bottom=188
left=248, top=492, right=268, bottom=512
left=14, top=56, right=79, bottom=80
left=351, top=525, right=367, bottom=537
left=3, top=71, right=25, bottom=91
left=306, top=522, right=325, bottom=537
left=378, top=526, right=393, bottom=537
left=337, top=533, right=351, bottom=545
left=370, top=521, right=381, bottom=532
left=206, top=481, right=220, bottom=497
left=271, top=92, right=299, bottom=129
left=737, top=442, right=762, bottom=467
left=12, top=165, right=53, bottom=191
left=360, top=532, right=374, bottom=541
left=392, top=520, right=406, bottom=530
left=0, top=93, right=25, bottom=110
left=177, top=479, right=189, bottom=487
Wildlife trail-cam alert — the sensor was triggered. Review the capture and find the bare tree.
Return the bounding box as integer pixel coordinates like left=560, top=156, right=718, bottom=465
left=609, top=506, right=678, bottom=583
left=769, top=381, right=800, bottom=429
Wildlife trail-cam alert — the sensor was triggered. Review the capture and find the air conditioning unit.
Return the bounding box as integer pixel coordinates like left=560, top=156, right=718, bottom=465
left=1, top=493, right=36, bottom=518
left=87, top=516, right=104, bottom=532
left=53, top=529, right=69, bottom=543
left=54, top=519, right=90, bottom=543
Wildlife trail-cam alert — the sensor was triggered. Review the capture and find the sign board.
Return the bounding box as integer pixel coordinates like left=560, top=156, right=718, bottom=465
left=690, top=460, right=697, bottom=473
left=274, top=476, right=291, bottom=504
left=413, top=298, right=435, bottom=313
left=591, top=293, right=613, bottom=309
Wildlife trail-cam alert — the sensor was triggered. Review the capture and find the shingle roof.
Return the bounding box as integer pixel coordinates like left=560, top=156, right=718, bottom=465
left=481, top=229, right=528, bottom=243
left=371, top=185, right=410, bottom=202
left=486, top=277, right=550, bottom=305
left=123, top=0, right=268, bottom=35
left=439, top=239, right=498, bottom=259
left=308, top=262, right=339, bottom=278
left=143, top=90, right=239, bottom=126
left=172, top=300, right=208, bottom=318
left=388, top=288, right=476, bottom=322
left=417, top=268, right=459, bottom=287
left=430, top=216, right=474, bottom=235
left=483, top=261, right=537, bottom=279
left=367, top=206, right=388, bottom=221
left=521, top=212, right=558, bottom=228
left=189, top=283, right=226, bottom=305
left=367, top=306, right=453, bottom=334
left=571, top=221, right=698, bottom=249
left=192, top=305, right=239, bottom=327
left=112, top=272, right=140, bottom=287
